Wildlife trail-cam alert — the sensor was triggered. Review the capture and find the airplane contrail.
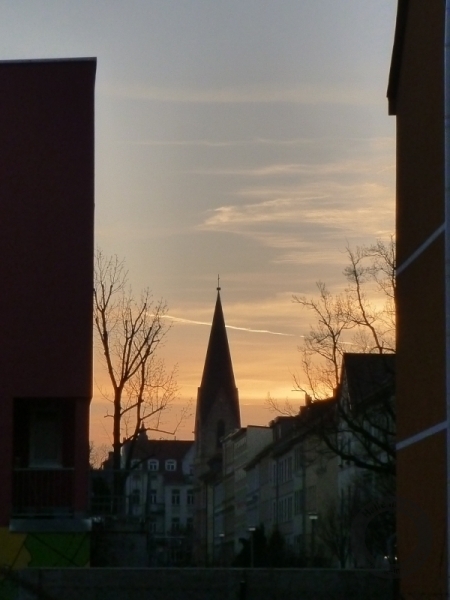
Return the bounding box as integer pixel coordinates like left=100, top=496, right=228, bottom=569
left=163, top=315, right=294, bottom=337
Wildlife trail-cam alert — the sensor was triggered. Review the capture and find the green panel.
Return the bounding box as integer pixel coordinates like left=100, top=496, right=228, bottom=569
left=25, top=533, right=90, bottom=567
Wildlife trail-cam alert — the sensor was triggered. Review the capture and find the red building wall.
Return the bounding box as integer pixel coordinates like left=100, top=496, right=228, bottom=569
left=0, top=59, right=96, bottom=525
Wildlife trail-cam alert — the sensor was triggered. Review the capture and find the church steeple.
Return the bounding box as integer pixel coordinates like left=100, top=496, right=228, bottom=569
left=193, top=282, right=241, bottom=564
left=194, top=284, right=240, bottom=458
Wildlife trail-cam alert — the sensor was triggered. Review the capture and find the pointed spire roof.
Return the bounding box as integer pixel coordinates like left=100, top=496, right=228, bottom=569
left=197, top=286, right=239, bottom=423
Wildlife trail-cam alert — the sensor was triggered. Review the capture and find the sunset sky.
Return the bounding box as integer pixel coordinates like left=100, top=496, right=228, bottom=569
left=1, top=1, right=397, bottom=444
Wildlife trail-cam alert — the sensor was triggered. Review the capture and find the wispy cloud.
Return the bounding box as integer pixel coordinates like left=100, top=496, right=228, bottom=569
left=200, top=183, right=392, bottom=231
left=196, top=158, right=394, bottom=265
left=164, top=315, right=294, bottom=337
left=190, top=156, right=394, bottom=178
left=99, top=82, right=377, bottom=106
left=120, top=137, right=325, bottom=148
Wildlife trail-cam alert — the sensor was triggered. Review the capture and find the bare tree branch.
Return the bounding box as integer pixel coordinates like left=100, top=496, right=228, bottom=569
left=94, top=249, right=182, bottom=472
left=270, top=239, right=396, bottom=477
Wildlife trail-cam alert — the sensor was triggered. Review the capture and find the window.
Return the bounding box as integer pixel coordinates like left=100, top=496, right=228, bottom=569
left=130, top=489, right=140, bottom=506
left=216, top=419, right=225, bottom=447
left=186, top=517, right=193, bottom=531
left=187, top=489, right=194, bottom=506
left=294, top=447, right=302, bottom=471
left=148, top=459, right=159, bottom=471
left=287, top=495, right=293, bottom=520
left=278, top=497, right=289, bottom=522
left=294, top=490, right=303, bottom=516
left=171, top=517, right=180, bottom=532
left=287, top=457, right=292, bottom=481
left=172, top=489, right=180, bottom=505
left=29, top=406, right=62, bottom=467
left=165, top=459, right=176, bottom=471
left=149, top=490, right=157, bottom=504
left=129, top=489, right=141, bottom=516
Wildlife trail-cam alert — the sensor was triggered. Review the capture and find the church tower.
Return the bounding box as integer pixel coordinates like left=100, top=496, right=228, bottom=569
left=193, top=283, right=240, bottom=563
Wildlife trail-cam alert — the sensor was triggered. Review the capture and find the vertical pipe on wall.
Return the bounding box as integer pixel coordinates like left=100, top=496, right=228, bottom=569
left=445, top=1, right=450, bottom=591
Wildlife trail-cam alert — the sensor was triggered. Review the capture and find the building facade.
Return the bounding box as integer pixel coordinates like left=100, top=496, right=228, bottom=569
left=93, top=433, right=195, bottom=566
left=205, top=353, right=394, bottom=568
left=388, top=1, right=448, bottom=596
left=0, top=58, right=96, bottom=590
left=214, top=425, right=272, bottom=561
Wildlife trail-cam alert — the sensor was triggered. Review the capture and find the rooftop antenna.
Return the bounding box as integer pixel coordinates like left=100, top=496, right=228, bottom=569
left=217, top=274, right=221, bottom=292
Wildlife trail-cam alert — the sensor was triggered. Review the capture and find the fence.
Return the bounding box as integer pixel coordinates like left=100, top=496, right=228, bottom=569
left=12, top=568, right=395, bottom=600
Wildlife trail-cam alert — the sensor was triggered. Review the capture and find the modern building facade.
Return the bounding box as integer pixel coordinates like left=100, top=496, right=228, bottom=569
left=0, top=58, right=96, bottom=586
left=388, top=1, right=448, bottom=596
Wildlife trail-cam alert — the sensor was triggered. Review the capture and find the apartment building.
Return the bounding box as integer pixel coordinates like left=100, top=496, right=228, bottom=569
left=94, top=432, right=195, bottom=565
left=215, top=425, right=272, bottom=561
left=213, top=356, right=391, bottom=568
left=0, top=58, right=96, bottom=581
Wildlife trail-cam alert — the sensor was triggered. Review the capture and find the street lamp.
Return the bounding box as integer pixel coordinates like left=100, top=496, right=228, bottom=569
left=248, top=527, right=256, bottom=568
left=308, top=513, right=318, bottom=564
left=218, top=533, right=225, bottom=566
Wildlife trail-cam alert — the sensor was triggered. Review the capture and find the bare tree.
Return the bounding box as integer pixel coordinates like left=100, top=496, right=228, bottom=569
left=269, top=239, right=396, bottom=477
left=93, top=249, right=180, bottom=472
left=318, top=474, right=395, bottom=568
left=343, top=238, right=395, bottom=355
left=293, top=237, right=395, bottom=400
left=293, top=282, right=353, bottom=401
left=318, top=492, right=357, bottom=568
left=89, top=441, right=110, bottom=469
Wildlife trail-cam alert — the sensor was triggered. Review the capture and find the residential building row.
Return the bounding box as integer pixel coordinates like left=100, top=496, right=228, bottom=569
left=197, top=353, right=395, bottom=568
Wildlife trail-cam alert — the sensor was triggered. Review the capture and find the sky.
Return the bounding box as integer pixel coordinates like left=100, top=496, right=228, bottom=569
left=1, top=1, right=397, bottom=445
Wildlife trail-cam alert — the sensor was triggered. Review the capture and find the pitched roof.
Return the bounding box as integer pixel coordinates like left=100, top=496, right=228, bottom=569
left=132, top=436, right=194, bottom=462
left=197, top=290, right=239, bottom=424
left=387, top=0, right=409, bottom=115
left=341, top=353, right=396, bottom=402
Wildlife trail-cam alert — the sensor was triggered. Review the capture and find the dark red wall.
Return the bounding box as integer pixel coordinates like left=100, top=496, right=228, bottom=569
left=0, top=59, right=96, bottom=524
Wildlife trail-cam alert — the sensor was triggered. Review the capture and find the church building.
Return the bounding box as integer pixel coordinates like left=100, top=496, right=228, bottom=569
left=193, top=284, right=241, bottom=564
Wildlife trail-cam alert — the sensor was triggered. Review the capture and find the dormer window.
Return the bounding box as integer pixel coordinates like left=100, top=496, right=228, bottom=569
left=148, top=459, right=159, bottom=471
left=165, top=459, right=176, bottom=471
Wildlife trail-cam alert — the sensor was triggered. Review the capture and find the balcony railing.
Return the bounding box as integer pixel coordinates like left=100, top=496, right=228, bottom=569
left=12, top=468, right=75, bottom=517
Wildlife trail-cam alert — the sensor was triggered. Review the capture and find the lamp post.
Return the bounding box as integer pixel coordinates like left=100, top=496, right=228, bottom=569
left=218, top=532, right=225, bottom=566
left=248, top=527, right=256, bottom=568
left=308, top=513, right=318, bottom=565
